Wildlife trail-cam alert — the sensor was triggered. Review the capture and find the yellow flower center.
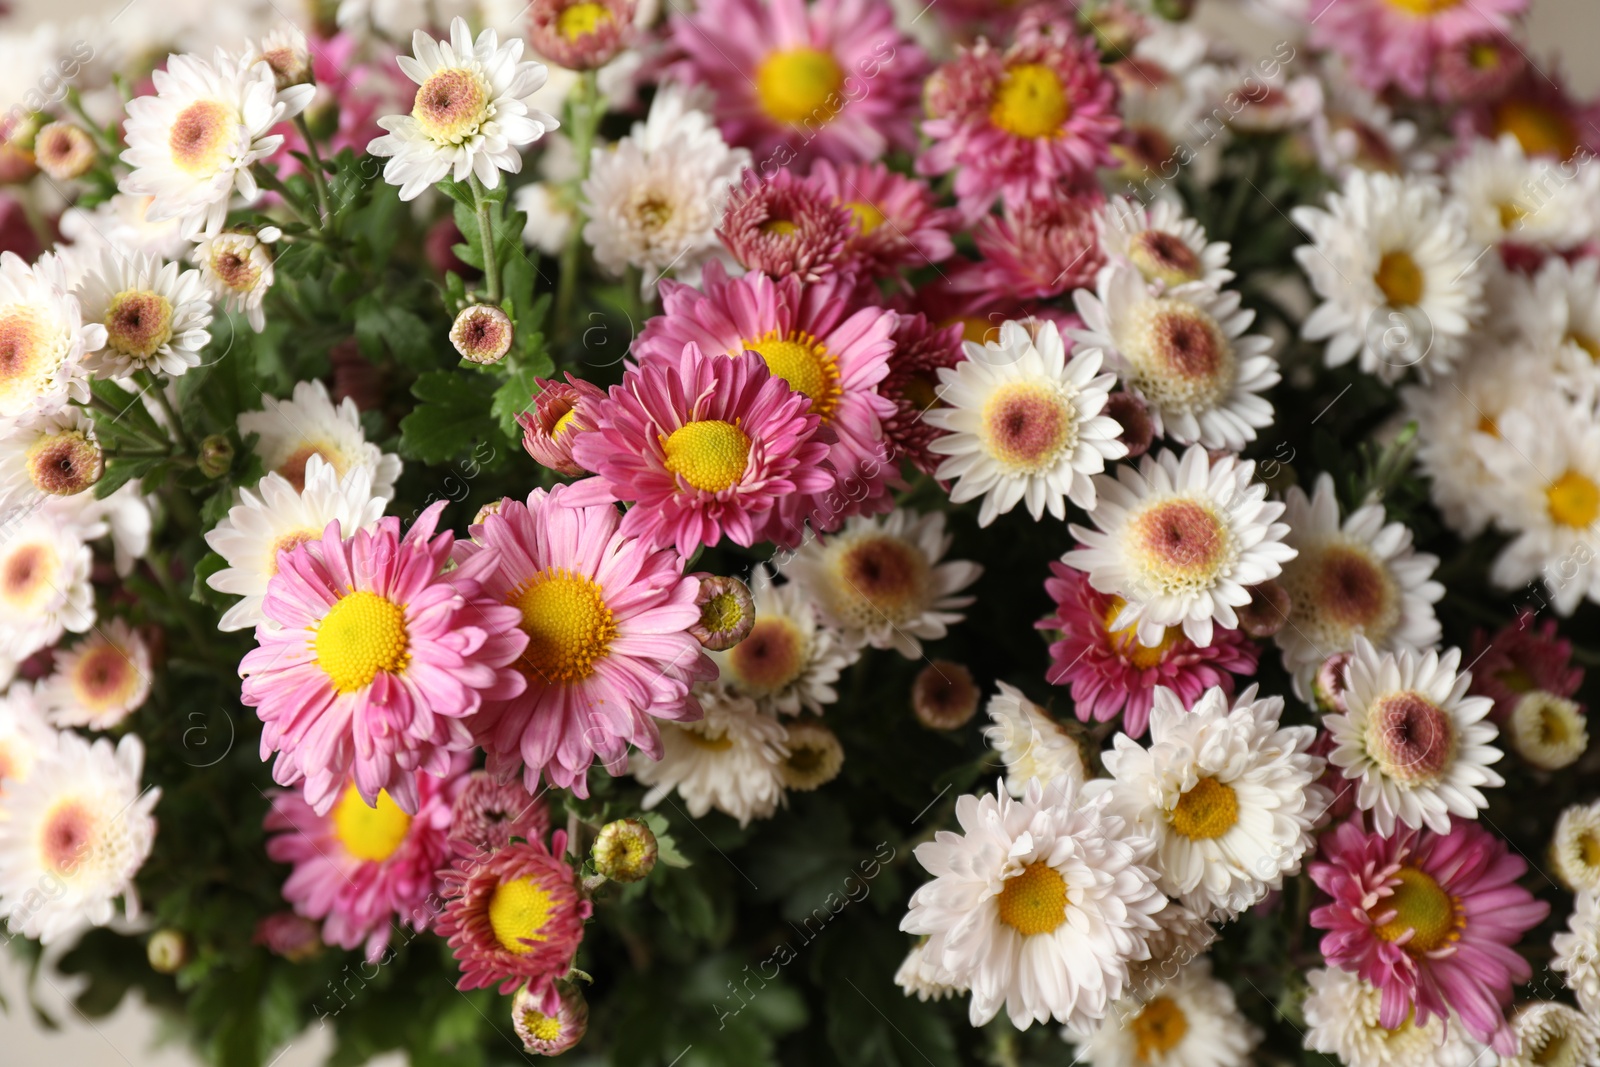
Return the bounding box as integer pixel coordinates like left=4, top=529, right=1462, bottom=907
left=1546, top=470, right=1600, bottom=528
left=523, top=1012, right=563, bottom=1041
left=0, top=305, right=62, bottom=415
left=729, top=617, right=806, bottom=692
left=844, top=201, right=885, bottom=235
left=1129, top=498, right=1233, bottom=596
left=413, top=68, right=491, bottom=145
left=762, top=219, right=799, bottom=237
left=105, top=289, right=175, bottom=359
left=24, top=430, right=99, bottom=496
left=1131, top=996, right=1189, bottom=1062
left=755, top=47, right=843, bottom=125
left=1101, top=597, right=1177, bottom=670
left=488, top=876, right=555, bottom=954
left=70, top=645, right=140, bottom=712
left=1383, top=0, right=1462, bottom=14
left=995, top=861, right=1068, bottom=937
left=990, top=63, right=1069, bottom=139
left=686, top=728, right=736, bottom=751
left=1539, top=702, right=1573, bottom=745
left=700, top=589, right=746, bottom=636
left=661, top=419, right=751, bottom=492
left=1, top=540, right=60, bottom=613
left=1494, top=99, right=1578, bottom=160
left=827, top=534, right=929, bottom=627
left=1370, top=866, right=1461, bottom=954
left=509, top=568, right=617, bottom=683
left=1579, top=832, right=1600, bottom=869
left=740, top=330, right=842, bottom=422
left=314, top=591, right=410, bottom=693
left=557, top=1, right=613, bottom=40
left=1168, top=776, right=1239, bottom=840
left=953, top=315, right=1002, bottom=347
left=1497, top=201, right=1527, bottom=232
left=981, top=381, right=1075, bottom=474
left=209, top=242, right=264, bottom=295
left=1566, top=332, right=1600, bottom=362
left=1375, top=250, right=1424, bottom=307
left=168, top=100, right=235, bottom=176
left=39, top=798, right=95, bottom=875
left=332, top=785, right=412, bottom=862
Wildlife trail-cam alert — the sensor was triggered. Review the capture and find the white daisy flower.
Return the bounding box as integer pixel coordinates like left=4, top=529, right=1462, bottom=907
left=0, top=731, right=159, bottom=945
left=236, top=379, right=403, bottom=500
left=1554, top=891, right=1600, bottom=1015
left=900, top=776, right=1168, bottom=1031
left=37, top=619, right=152, bottom=731
left=1501, top=1003, right=1600, bottom=1067
left=120, top=48, right=314, bottom=238
left=894, top=939, right=966, bottom=1003
left=1071, top=263, right=1278, bottom=451
left=1552, top=801, right=1600, bottom=895
left=1324, top=638, right=1503, bottom=836
left=191, top=227, right=278, bottom=333
left=1066, top=445, right=1297, bottom=648
left=59, top=194, right=189, bottom=264
left=982, top=682, right=1087, bottom=799
left=0, top=251, right=105, bottom=418
left=1505, top=690, right=1588, bottom=771
left=1508, top=257, right=1600, bottom=389
left=244, top=25, right=312, bottom=90
left=1123, top=901, right=1217, bottom=1003
left=0, top=511, right=95, bottom=661
left=708, top=565, right=857, bottom=716
left=0, top=684, right=57, bottom=804
left=1085, top=685, right=1328, bottom=919
left=1096, top=196, right=1234, bottom=292
left=203, top=454, right=388, bottom=632
left=634, top=684, right=788, bottom=827
left=782, top=508, right=981, bottom=659
left=0, top=407, right=103, bottom=509
left=1449, top=135, right=1599, bottom=252
left=1275, top=473, right=1443, bottom=694
left=926, top=320, right=1126, bottom=527
left=369, top=17, right=559, bottom=200
left=1308, top=83, right=1430, bottom=179
left=1303, top=967, right=1481, bottom=1067
left=1065, top=957, right=1261, bottom=1067
left=76, top=250, right=214, bottom=379
left=777, top=719, right=843, bottom=792
left=515, top=181, right=575, bottom=257
left=1292, top=171, right=1486, bottom=382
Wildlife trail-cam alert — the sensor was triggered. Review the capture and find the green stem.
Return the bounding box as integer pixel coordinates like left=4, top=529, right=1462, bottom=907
left=470, top=173, right=502, bottom=305
left=293, top=115, right=333, bottom=227
left=102, top=446, right=173, bottom=459
left=64, top=87, right=121, bottom=157
left=251, top=164, right=317, bottom=229
left=87, top=394, right=170, bottom=450
left=555, top=70, right=602, bottom=336
left=141, top=373, right=193, bottom=453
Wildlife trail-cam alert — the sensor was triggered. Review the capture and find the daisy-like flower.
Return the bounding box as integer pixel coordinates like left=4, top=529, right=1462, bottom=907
left=1065, top=957, right=1261, bottom=1067
left=779, top=718, right=844, bottom=791
left=518, top=373, right=605, bottom=477
left=1123, top=901, right=1219, bottom=1003
left=191, top=227, right=277, bottom=332
left=1308, top=0, right=1527, bottom=98
left=982, top=682, right=1087, bottom=798
left=717, top=169, right=853, bottom=283
left=0, top=511, right=94, bottom=660
left=949, top=193, right=1105, bottom=302
left=1308, top=84, right=1429, bottom=180
left=1460, top=62, right=1600, bottom=163
left=1505, top=691, right=1588, bottom=770
left=0, top=251, right=104, bottom=418
left=1502, top=1003, right=1600, bottom=1067
left=204, top=453, right=388, bottom=632
left=926, top=319, right=1125, bottom=526
left=33, top=122, right=95, bottom=181
left=1292, top=171, right=1486, bottom=383
left=1086, top=685, right=1329, bottom=919
left=894, top=939, right=967, bottom=1003
left=237, top=380, right=402, bottom=499
left=447, top=771, right=551, bottom=857
left=0, top=407, right=103, bottom=506
left=634, top=684, right=788, bottom=827
left=668, top=0, right=927, bottom=168
left=880, top=313, right=965, bottom=477
left=1097, top=196, right=1234, bottom=293
left=1449, top=135, right=1599, bottom=253
left=1553, top=801, right=1600, bottom=895
left=1509, top=257, right=1600, bottom=388
left=265, top=771, right=461, bottom=962
left=1065, top=445, right=1297, bottom=649
left=75, top=250, right=213, bottom=380
left=1071, top=262, right=1277, bottom=451
left=782, top=507, right=982, bottom=658
left=563, top=345, right=833, bottom=556
left=1468, top=614, right=1583, bottom=724
left=1038, top=562, right=1260, bottom=739
left=913, top=660, right=981, bottom=731
left=453, top=485, right=716, bottom=797
left=709, top=565, right=855, bottom=716
left=900, top=776, right=1168, bottom=1030
left=690, top=574, right=755, bottom=651
left=121, top=49, right=313, bottom=238
left=1554, top=890, right=1600, bottom=1014
left=369, top=18, right=558, bottom=200
left=1309, top=815, right=1549, bottom=1056
left=240, top=504, right=528, bottom=816
left=37, top=619, right=152, bottom=731
left=806, top=160, right=956, bottom=280
left=58, top=194, right=188, bottom=264
left=0, top=732, right=159, bottom=945
left=0, top=684, right=55, bottom=802
left=1302, top=967, right=1480, bottom=1067
left=528, top=0, right=633, bottom=71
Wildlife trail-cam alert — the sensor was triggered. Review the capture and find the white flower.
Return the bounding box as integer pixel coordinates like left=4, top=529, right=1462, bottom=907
left=1096, top=196, right=1234, bottom=292
left=0, top=511, right=95, bottom=660
left=926, top=320, right=1126, bottom=527
left=121, top=48, right=313, bottom=238
left=37, top=619, right=152, bottom=731
left=1085, top=685, right=1328, bottom=919
left=1123, top=901, right=1217, bottom=1003
left=1066, top=445, right=1297, bottom=648
left=43, top=480, right=153, bottom=577
left=1292, top=171, right=1486, bottom=382
left=0, top=732, right=159, bottom=945
left=0, top=407, right=100, bottom=510
left=1324, top=638, right=1503, bottom=836
left=1505, top=690, right=1588, bottom=771
left=777, top=719, right=843, bottom=791
left=1072, top=263, right=1278, bottom=451
left=982, top=682, right=1087, bottom=799
left=708, top=565, right=857, bottom=716
left=1449, top=135, right=1598, bottom=252
left=894, top=940, right=966, bottom=1002
left=204, top=454, right=388, bottom=632
left=369, top=18, right=558, bottom=200
left=0, top=685, right=56, bottom=805
left=634, top=684, right=787, bottom=827
left=516, top=182, right=575, bottom=257
left=191, top=227, right=277, bottom=332
left=1302, top=967, right=1481, bottom=1067
left=1308, top=84, right=1429, bottom=180
left=76, top=250, right=214, bottom=379
left=900, top=777, right=1168, bottom=1031
left=1274, top=473, right=1443, bottom=694
left=1507, top=257, right=1600, bottom=390
left=0, top=251, right=105, bottom=418
left=1552, top=801, right=1600, bottom=895
left=1500, top=1003, right=1600, bottom=1067
left=1554, top=891, right=1600, bottom=1015
left=1065, top=957, right=1260, bottom=1067
left=59, top=194, right=189, bottom=263
left=782, top=508, right=981, bottom=659
left=236, top=380, right=403, bottom=500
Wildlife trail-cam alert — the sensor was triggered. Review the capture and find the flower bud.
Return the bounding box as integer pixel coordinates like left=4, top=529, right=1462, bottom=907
left=33, top=122, right=96, bottom=181
left=1104, top=391, right=1154, bottom=459
left=912, top=660, right=979, bottom=730
left=690, top=575, right=755, bottom=651
left=1235, top=580, right=1290, bottom=638
left=591, top=817, right=658, bottom=883
left=451, top=304, right=514, bottom=365
left=254, top=28, right=314, bottom=90
left=253, top=912, right=322, bottom=961
left=1312, top=651, right=1354, bottom=715
left=518, top=373, right=604, bottom=476
left=0, top=116, right=39, bottom=185
left=1506, top=690, right=1588, bottom=771
left=513, top=981, right=588, bottom=1055
left=780, top=720, right=844, bottom=791
left=197, top=434, right=234, bottom=479
left=528, top=0, right=634, bottom=71
left=147, top=929, right=189, bottom=974
left=26, top=418, right=103, bottom=496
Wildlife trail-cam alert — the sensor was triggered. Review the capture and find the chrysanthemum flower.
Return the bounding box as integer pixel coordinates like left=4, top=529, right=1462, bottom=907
left=241, top=504, right=528, bottom=815
left=1122, top=900, right=1220, bottom=1003
left=717, top=169, right=853, bottom=283
left=513, top=980, right=589, bottom=1055
left=1505, top=690, right=1587, bottom=770
left=59, top=194, right=188, bottom=265
left=1508, top=257, right=1600, bottom=388
left=453, top=485, right=715, bottom=797
left=369, top=18, right=558, bottom=199
left=1038, top=562, right=1259, bottom=739
left=948, top=193, right=1105, bottom=301
left=1553, top=889, right=1600, bottom=1014
left=1308, top=82, right=1429, bottom=180
left=1302, top=966, right=1480, bottom=1067
left=879, top=313, right=965, bottom=477
left=1449, top=135, right=1599, bottom=254
left=237, top=380, right=402, bottom=498
left=894, top=939, right=967, bottom=1003
left=1307, top=0, right=1527, bottom=98
left=1468, top=614, right=1583, bottom=725
left=253, top=912, right=322, bottom=961
left=1309, top=815, right=1551, bottom=1056
left=1098, top=196, right=1235, bottom=293
left=709, top=565, right=855, bottom=716
left=1457, top=61, right=1600, bottom=162
left=528, top=0, right=633, bottom=70
left=450, top=304, right=513, bottom=365
left=38, top=619, right=151, bottom=731
left=667, top=0, right=927, bottom=167
left=690, top=574, right=755, bottom=651
left=0, top=684, right=56, bottom=802
left=634, top=683, right=788, bottom=826
left=564, top=345, right=833, bottom=556
left=1502, top=1003, right=1600, bottom=1067
left=0, top=511, right=94, bottom=660
left=447, top=770, right=551, bottom=857
left=75, top=250, right=213, bottom=379
left=779, top=718, right=844, bottom=791
left=900, top=776, right=1168, bottom=1030
left=1553, top=801, right=1600, bottom=895
left=806, top=160, right=957, bottom=280
left=191, top=227, right=277, bottom=333
left=518, top=373, right=605, bottom=477
left=265, top=770, right=462, bottom=962
left=0, top=251, right=103, bottom=418
left=0, top=407, right=102, bottom=507
left=982, top=683, right=1087, bottom=798
left=1432, top=31, right=1525, bottom=104
left=33, top=122, right=95, bottom=181
left=1065, top=957, right=1261, bottom=1067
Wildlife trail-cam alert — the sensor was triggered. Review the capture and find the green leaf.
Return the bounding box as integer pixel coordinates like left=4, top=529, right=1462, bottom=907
left=640, top=811, right=693, bottom=869
left=399, top=371, right=507, bottom=464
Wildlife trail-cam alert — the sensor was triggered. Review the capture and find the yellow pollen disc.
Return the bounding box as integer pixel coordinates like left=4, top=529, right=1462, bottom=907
left=413, top=67, right=491, bottom=145
left=1383, top=0, right=1462, bottom=13
left=1546, top=469, right=1600, bottom=528
left=700, top=590, right=746, bottom=635
left=1579, top=832, right=1600, bottom=868
left=1494, top=99, right=1578, bottom=160
left=1132, top=996, right=1190, bottom=1062
left=844, top=201, right=885, bottom=235
left=1370, top=866, right=1461, bottom=954
left=1375, top=250, right=1424, bottom=307
left=755, top=47, right=844, bottom=125
left=1168, top=776, right=1239, bottom=840
left=1540, top=704, right=1573, bottom=745
left=557, top=1, right=613, bottom=40
left=687, top=728, right=736, bottom=752
left=525, top=1013, right=563, bottom=1041
left=661, top=419, right=751, bottom=492
left=1568, top=332, right=1600, bottom=362
left=267, top=529, right=319, bottom=577
left=740, top=330, right=842, bottom=422
left=729, top=617, right=806, bottom=692
left=488, top=876, right=555, bottom=954
left=1469, top=43, right=1503, bottom=70
left=1101, top=597, right=1176, bottom=670
left=1497, top=202, right=1527, bottom=232
left=332, top=785, right=412, bottom=862
left=313, top=590, right=411, bottom=693
left=509, top=568, right=617, bottom=683
left=995, top=861, right=1068, bottom=937
left=762, top=219, right=799, bottom=237
left=1129, top=498, right=1232, bottom=594
left=106, top=289, right=175, bottom=359
left=168, top=100, right=235, bottom=176
left=1476, top=414, right=1499, bottom=437
left=990, top=63, right=1070, bottom=139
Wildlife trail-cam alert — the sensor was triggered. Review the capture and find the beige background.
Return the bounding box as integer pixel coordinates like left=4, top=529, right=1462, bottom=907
left=3, top=0, right=1600, bottom=1063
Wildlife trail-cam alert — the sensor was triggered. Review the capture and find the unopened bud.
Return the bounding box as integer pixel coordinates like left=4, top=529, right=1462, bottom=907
left=513, top=981, right=588, bottom=1054
left=912, top=659, right=979, bottom=730
left=27, top=423, right=102, bottom=496
left=591, top=818, right=658, bottom=883
left=1235, top=580, right=1291, bottom=638
left=1151, top=0, right=1196, bottom=19
left=198, top=434, right=234, bottom=479
left=255, top=29, right=314, bottom=90
left=528, top=0, right=633, bottom=71
left=690, top=575, right=754, bottom=651
left=780, top=720, right=844, bottom=791
left=451, top=304, right=514, bottom=365
left=1105, top=392, right=1154, bottom=459
left=33, top=122, right=96, bottom=181
left=1313, top=651, right=1354, bottom=715
left=147, top=929, right=189, bottom=974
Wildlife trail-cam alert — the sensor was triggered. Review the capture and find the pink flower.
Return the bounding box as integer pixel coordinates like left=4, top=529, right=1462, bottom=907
left=1309, top=816, right=1550, bottom=1055
left=564, top=344, right=833, bottom=555
left=448, top=770, right=552, bottom=857
left=518, top=373, right=606, bottom=477
left=241, top=504, right=528, bottom=815
left=264, top=766, right=465, bottom=962
left=1467, top=612, right=1584, bottom=724
left=667, top=0, right=927, bottom=168
left=528, top=0, right=634, bottom=70
left=718, top=169, right=853, bottom=282
left=880, top=312, right=965, bottom=476
left=252, top=912, right=322, bottom=961
left=948, top=191, right=1105, bottom=302
left=806, top=160, right=958, bottom=281
left=1308, top=0, right=1527, bottom=99
left=452, top=485, right=716, bottom=796
left=1431, top=31, right=1526, bottom=104
left=1455, top=62, right=1600, bottom=161
left=919, top=8, right=1120, bottom=215
left=1036, top=562, right=1260, bottom=737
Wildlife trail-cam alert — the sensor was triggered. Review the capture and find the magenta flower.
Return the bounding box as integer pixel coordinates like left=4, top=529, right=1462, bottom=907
left=717, top=169, right=853, bottom=282
left=1454, top=62, right=1600, bottom=161
left=1467, top=612, right=1584, bottom=724
left=1309, top=816, right=1550, bottom=1055
left=518, top=373, right=606, bottom=477
left=1308, top=0, right=1527, bottom=98
left=241, top=504, right=527, bottom=815
left=807, top=160, right=958, bottom=281
left=880, top=312, right=965, bottom=477
left=948, top=191, right=1105, bottom=302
